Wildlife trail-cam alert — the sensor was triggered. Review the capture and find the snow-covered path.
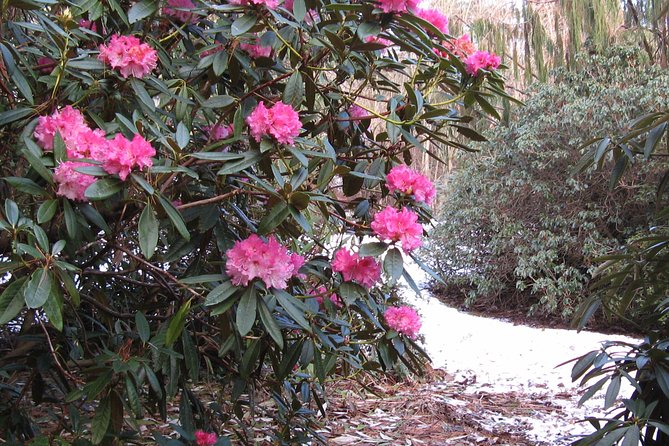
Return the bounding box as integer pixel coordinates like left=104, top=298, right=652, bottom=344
left=400, top=260, right=639, bottom=444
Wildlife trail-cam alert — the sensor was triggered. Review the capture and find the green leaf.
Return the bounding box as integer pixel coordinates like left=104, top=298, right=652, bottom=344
left=176, top=122, right=190, bottom=149
left=231, top=13, right=257, bottom=36
left=273, top=289, right=311, bottom=331
left=4, top=199, right=19, bottom=225
left=0, top=278, right=27, bottom=324
left=384, top=248, right=403, bottom=283
left=258, top=299, right=283, bottom=348
left=165, top=299, right=192, bottom=347
left=204, top=281, right=238, bottom=306
left=201, top=95, right=235, bottom=108
left=138, top=204, right=159, bottom=259
left=604, top=375, right=621, bottom=409
left=158, top=195, right=190, bottom=241
left=91, top=396, right=111, bottom=445
left=43, top=283, right=63, bottom=331
left=21, top=149, right=53, bottom=184
left=283, top=71, right=304, bottom=108
left=135, top=312, right=151, bottom=343
left=127, top=0, right=157, bottom=23
left=85, top=178, right=123, bottom=201
left=359, top=242, right=387, bottom=257
left=37, top=199, right=58, bottom=224
left=0, top=108, right=33, bottom=126
left=217, top=150, right=263, bottom=175
left=4, top=177, right=48, bottom=197
left=236, top=287, right=257, bottom=336
left=258, top=201, right=289, bottom=234
left=24, top=268, right=52, bottom=309
left=182, top=331, right=200, bottom=382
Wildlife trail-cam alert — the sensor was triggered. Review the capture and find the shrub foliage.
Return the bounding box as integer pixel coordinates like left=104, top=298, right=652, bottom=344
left=0, top=0, right=506, bottom=443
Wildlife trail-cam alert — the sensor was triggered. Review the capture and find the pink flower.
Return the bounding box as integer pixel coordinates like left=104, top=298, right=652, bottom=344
left=34, top=106, right=89, bottom=151
left=386, top=164, right=436, bottom=204
left=200, top=44, right=225, bottom=58
left=98, top=34, right=158, bottom=79
left=67, top=127, right=108, bottom=160
left=464, top=50, right=501, bottom=76
left=37, top=56, right=56, bottom=74
left=246, top=101, right=301, bottom=145
left=376, top=0, right=418, bottom=13
left=284, top=0, right=293, bottom=9
left=332, top=248, right=381, bottom=288
left=348, top=105, right=367, bottom=124
left=415, top=8, right=448, bottom=34
left=365, top=35, right=393, bottom=47
left=53, top=161, right=97, bottom=201
left=205, top=124, right=233, bottom=141
left=311, top=286, right=343, bottom=309
left=102, top=134, right=156, bottom=180
left=228, top=0, right=279, bottom=9
left=444, top=34, right=476, bottom=59
left=371, top=207, right=423, bottom=252
left=225, top=234, right=304, bottom=289
left=194, top=430, right=217, bottom=446
left=164, top=0, right=196, bottom=23
left=79, top=19, right=97, bottom=32
left=384, top=305, right=421, bottom=339
left=239, top=43, right=272, bottom=59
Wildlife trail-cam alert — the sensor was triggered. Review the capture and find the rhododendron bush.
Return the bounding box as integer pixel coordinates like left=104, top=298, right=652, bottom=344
left=0, top=0, right=506, bottom=442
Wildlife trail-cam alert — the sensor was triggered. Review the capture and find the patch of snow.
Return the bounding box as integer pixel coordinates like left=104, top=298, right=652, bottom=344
left=400, top=257, right=639, bottom=445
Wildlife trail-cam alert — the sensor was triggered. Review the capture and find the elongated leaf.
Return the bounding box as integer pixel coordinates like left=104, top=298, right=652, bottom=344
left=91, top=396, right=111, bottom=444
left=138, top=204, right=159, bottom=259
left=37, top=199, right=58, bottom=224
left=158, top=195, right=190, bottom=240
left=258, top=299, right=283, bottom=348
left=204, top=281, right=238, bottom=306
left=0, top=278, right=27, bottom=324
left=384, top=248, right=403, bottom=283
left=24, top=268, right=52, bottom=309
left=127, top=0, right=157, bottom=23
left=165, top=299, right=192, bottom=347
left=258, top=201, right=289, bottom=234
left=236, top=287, right=257, bottom=336
left=135, top=312, right=150, bottom=343
left=85, top=178, right=123, bottom=200
left=231, top=13, right=256, bottom=36
left=273, top=289, right=311, bottom=331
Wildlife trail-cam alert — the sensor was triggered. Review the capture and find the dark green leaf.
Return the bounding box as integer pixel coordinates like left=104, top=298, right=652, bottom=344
left=127, top=0, right=157, bottom=23
left=236, top=287, right=257, bottom=336
left=384, top=248, right=403, bottom=283
left=158, top=195, right=190, bottom=240
left=135, top=312, right=150, bottom=343
left=24, top=268, right=52, bottom=309
left=231, top=14, right=257, bottom=36
left=85, top=178, right=123, bottom=200
left=165, top=299, right=191, bottom=347
left=91, top=396, right=111, bottom=444
left=138, top=203, right=159, bottom=259
left=0, top=278, right=27, bottom=324
left=37, top=199, right=58, bottom=224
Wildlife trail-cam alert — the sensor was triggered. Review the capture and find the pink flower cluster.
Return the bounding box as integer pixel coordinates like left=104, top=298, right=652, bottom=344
left=464, top=50, right=501, bottom=76
left=376, top=0, right=417, bottom=13
left=194, top=430, right=217, bottom=446
left=225, top=234, right=305, bottom=289
left=34, top=106, right=156, bottom=200
left=311, top=286, right=343, bottom=309
left=246, top=101, right=301, bottom=145
left=98, top=34, right=158, bottom=79
left=164, top=0, right=196, bottom=23
left=384, top=305, right=421, bottom=339
left=331, top=248, right=381, bottom=288
left=229, top=0, right=279, bottom=10
left=347, top=104, right=367, bottom=124
left=415, top=8, right=448, bottom=34
left=204, top=123, right=233, bottom=141
left=435, top=34, right=476, bottom=59
left=371, top=207, right=423, bottom=252
left=240, top=43, right=272, bottom=59
left=386, top=164, right=436, bottom=204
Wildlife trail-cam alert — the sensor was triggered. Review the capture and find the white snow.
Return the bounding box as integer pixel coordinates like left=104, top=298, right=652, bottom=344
left=400, top=258, right=640, bottom=445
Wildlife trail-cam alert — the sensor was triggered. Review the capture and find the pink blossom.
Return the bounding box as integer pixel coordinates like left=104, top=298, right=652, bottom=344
left=37, top=56, right=56, bottom=74
left=415, top=8, right=448, bottom=34
left=332, top=248, right=381, bottom=288
left=78, top=19, right=97, bottom=32
left=102, top=134, right=156, bottom=180
left=464, top=50, right=501, bottom=76
left=246, top=101, right=301, bottom=145
left=194, top=430, right=217, bottom=446
left=376, top=0, right=418, bottom=14
left=348, top=105, right=367, bottom=124
left=98, top=34, right=158, bottom=79
left=240, top=43, right=272, bottom=59
left=228, top=0, right=279, bottom=9
left=225, top=234, right=304, bottom=289
left=67, top=127, right=108, bottom=160
left=365, top=35, right=393, bottom=47
left=371, top=207, right=423, bottom=252
left=386, top=164, right=436, bottom=204
left=311, top=286, right=343, bottom=309
left=384, top=305, right=421, bottom=339
left=164, top=0, right=196, bottom=23
left=204, top=124, right=233, bottom=141
left=53, top=161, right=97, bottom=201
left=33, top=106, right=89, bottom=151
left=443, top=34, right=476, bottom=59
left=284, top=0, right=293, bottom=9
